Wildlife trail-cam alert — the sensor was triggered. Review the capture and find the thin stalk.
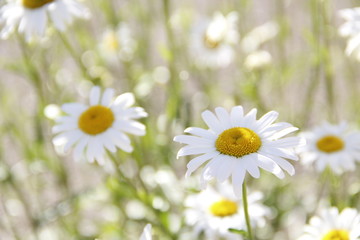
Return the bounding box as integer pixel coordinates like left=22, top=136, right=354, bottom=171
left=242, top=181, right=254, bottom=240
left=320, top=0, right=336, bottom=122
left=0, top=195, right=22, bottom=240
left=108, top=153, right=178, bottom=240
left=162, top=0, right=182, bottom=121
left=57, top=31, right=99, bottom=84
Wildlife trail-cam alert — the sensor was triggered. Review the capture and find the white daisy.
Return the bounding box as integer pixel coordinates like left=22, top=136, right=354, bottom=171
left=98, top=23, right=136, bottom=62
left=298, top=207, right=360, bottom=240
left=338, top=8, right=360, bottom=58
left=190, top=11, right=239, bottom=68
left=0, top=0, right=90, bottom=41
left=300, top=122, right=360, bottom=174
left=185, top=182, right=270, bottom=240
left=174, top=106, right=304, bottom=197
left=140, top=224, right=152, bottom=240
left=52, top=86, right=147, bottom=165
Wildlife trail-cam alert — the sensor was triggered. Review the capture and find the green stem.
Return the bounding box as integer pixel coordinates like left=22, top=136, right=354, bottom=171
left=57, top=31, right=100, bottom=84
left=242, top=181, right=254, bottom=240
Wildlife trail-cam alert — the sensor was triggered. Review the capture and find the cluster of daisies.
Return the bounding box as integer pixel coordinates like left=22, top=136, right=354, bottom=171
left=2, top=0, right=360, bottom=239
left=50, top=85, right=360, bottom=240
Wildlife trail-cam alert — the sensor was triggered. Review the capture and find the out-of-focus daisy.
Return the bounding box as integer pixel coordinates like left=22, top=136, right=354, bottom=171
left=140, top=224, right=152, bottom=240
left=190, top=12, right=239, bottom=68
left=174, top=106, right=303, bottom=197
left=244, top=50, right=272, bottom=70
left=241, top=21, right=279, bottom=54
left=300, top=122, right=360, bottom=174
left=52, top=86, right=147, bottom=165
left=98, top=23, right=136, bottom=62
left=298, top=207, right=360, bottom=240
left=0, top=0, right=90, bottom=41
left=185, top=182, right=270, bottom=240
left=339, top=8, right=360, bottom=58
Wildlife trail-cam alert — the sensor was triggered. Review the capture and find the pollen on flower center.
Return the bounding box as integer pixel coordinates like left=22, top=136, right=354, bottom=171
left=22, top=0, right=55, bottom=9
left=78, top=105, right=114, bottom=135
left=316, top=135, right=344, bottom=153
left=322, top=229, right=349, bottom=240
left=203, top=34, right=220, bottom=49
left=215, top=127, right=262, bottom=158
left=209, top=199, right=238, bottom=217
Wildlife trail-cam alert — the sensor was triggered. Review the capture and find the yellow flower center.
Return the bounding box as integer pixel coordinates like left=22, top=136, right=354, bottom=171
left=104, top=32, right=120, bottom=51
left=22, top=0, right=54, bottom=9
left=322, top=229, right=349, bottom=240
left=78, top=105, right=115, bottom=135
left=209, top=199, right=238, bottom=217
left=203, top=34, right=220, bottom=49
left=316, top=135, right=344, bottom=153
left=215, top=127, right=262, bottom=158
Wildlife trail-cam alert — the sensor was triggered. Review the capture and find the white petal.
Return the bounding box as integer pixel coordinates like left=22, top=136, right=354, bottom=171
left=185, top=152, right=220, bottom=177
left=215, top=107, right=232, bottom=129
left=73, top=135, right=89, bottom=161
left=64, top=130, right=83, bottom=152
left=61, top=103, right=87, bottom=116
left=89, top=86, right=101, bottom=105
left=184, top=127, right=217, bottom=139
left=201, top=110, right=225, bottom=133
left=256, top=111, right=279, bottom=131
left=113, top=92, right=135, bottom=109
left=232, top=163, right=246, bottom=198
left=177, top=146, right=216, bottom=158
left=101, top=88, right=115, bottom=106
left=173, top=135, right=213, bottom=146
left=113, top=120, right=146, bottom=136
left=230, top=106, right=244, bottom=126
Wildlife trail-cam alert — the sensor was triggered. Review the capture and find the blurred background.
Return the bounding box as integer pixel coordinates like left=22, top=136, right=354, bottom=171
left=0, top=0, right=360, bottom=239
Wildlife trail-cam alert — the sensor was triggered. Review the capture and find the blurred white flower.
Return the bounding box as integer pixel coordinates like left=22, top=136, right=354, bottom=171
left=244, top=50, right=272, bottom=70
left=0, top=0, right=90, bottom=41
left=98, top=23, right=136, bottom=62
left=185, top=182, right=270, bottom=240
left=140, top=224, right=152, bottom=240
left=241, top=21, right=279, bottom=54
left=174, top=106, right=304, bottom=197
left=190, top=12, right=239, bottom=68
left=52, top=86, right=147, bottom=165
left=339, top=8, right=360, bottom=58
left=299, top=122, right=360, bottom=174
left=298, top=207, right=360, bottom=240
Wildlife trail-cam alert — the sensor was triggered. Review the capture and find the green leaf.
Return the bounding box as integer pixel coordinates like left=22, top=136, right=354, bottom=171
left=228, top=228, right=249, bottom=238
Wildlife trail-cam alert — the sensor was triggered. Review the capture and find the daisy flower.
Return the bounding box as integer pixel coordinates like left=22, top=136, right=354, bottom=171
left=0, top=0, right=90, bottom=41
left=190, top=11, right=239, bottom=68
left=185, top=182, right=270, bottom=240
left=300, top=122, right=360, bottom=174
left=174, top=106, right=303, bottom=197
left=98, top=23, right=136, bottom=62
left=52, top=86, right=147, bottom=165
left=338, top=8, right=360, bottom=58
left=140, top=224, right=152, bottom=240
left=298, top=207, right=360, bottom=240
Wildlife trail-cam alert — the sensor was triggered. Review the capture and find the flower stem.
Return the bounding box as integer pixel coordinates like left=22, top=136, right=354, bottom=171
left=242, top=181, right=254, bottom=240
left=57, top=30, right=100, bottom=84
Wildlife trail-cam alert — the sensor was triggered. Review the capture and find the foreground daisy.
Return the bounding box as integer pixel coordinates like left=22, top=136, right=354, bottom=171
left=140, top=224, right=152, bottom=240
left=190, top=12, right=239, bottom=68
left=298, top=207, right=360, bottom=240
left=338, top=8, right=360, bottom=58
left=300, top=122, right=360, bottom=174
left=52, top=86, right=147, bottom=165
left=174, top=106, right=303, bottom=197
left=0, top=0, right=90, bottom=41
left=185, top=182, right=270, bottom=240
